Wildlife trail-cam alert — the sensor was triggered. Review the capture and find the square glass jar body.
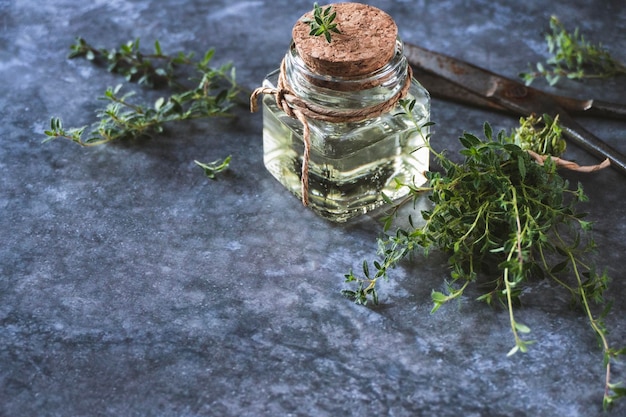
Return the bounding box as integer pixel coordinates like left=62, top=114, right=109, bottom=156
left=261, top=71, right=430, bottom=223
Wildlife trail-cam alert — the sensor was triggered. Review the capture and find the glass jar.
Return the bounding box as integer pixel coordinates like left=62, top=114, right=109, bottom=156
left=257, top=3, right=430, bottom=222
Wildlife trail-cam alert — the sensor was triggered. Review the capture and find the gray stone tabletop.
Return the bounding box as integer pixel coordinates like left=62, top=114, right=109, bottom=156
left=1, top=0, right=625, bottom=416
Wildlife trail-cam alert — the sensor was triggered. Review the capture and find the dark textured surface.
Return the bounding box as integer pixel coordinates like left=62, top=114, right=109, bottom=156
left=1, top=1, right=625, bottom=416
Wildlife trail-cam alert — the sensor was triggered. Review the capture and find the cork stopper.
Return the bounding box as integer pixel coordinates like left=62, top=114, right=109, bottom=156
left=292, top=3, right=398, bottom=77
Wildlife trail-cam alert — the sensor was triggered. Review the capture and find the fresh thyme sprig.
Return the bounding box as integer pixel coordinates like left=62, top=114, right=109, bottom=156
left=520, top=16, right=626, bottom=86
left=44, top=38, right=240, bottom=147
left=343, top=100, right=624, bottom=409
left=69, top=37, right=190, bottom=88
left=304, top=3, right=341, bottom=43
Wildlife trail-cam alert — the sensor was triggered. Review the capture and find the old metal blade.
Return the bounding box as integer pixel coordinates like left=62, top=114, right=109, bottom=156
left=412, top=68, right=511, bottom=113
left=557, top=112, right=626, bottom=174
left=405, top=43, right=626, bottom=175
left=404, top=43, right=504, bottom=100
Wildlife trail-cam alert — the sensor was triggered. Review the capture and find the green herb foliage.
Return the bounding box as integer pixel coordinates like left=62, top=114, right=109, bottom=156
left=510, top=113, right=566, bottom=157
left=304, top=3, right=341, bottom=43
left=521, top=16, right=626, bottom=86
left=343, top=100, right=624, bottom=409
left=68, top=37, right=180, bottom=88
left=194, top=156, right=232, bottom=180
left=44, top=38, right=240, bottom=147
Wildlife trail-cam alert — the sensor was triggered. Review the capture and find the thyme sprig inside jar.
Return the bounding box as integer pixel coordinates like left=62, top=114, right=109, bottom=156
left=251, top=2, right=430, bottom=222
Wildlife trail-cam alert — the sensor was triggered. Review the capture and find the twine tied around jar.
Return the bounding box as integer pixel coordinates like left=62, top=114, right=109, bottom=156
left=250, top=59, right=413, bottom=206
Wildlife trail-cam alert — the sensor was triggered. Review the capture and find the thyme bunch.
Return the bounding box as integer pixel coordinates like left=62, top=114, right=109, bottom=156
left=343, top=100, right=624, bottom=409
left=44, top=38, right=240, bottom=148
left=521, top=16, right=626, bottom=86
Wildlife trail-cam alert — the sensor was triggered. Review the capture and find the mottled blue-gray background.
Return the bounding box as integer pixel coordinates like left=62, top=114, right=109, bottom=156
left=1, top=1, right=625, bottom=416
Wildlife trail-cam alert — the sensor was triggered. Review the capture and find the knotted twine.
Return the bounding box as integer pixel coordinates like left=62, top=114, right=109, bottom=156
left=250, top=59, right=413, bottom=206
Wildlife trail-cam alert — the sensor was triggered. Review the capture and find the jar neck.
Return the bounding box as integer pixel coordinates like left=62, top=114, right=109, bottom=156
left=284, top=39, right=410, bottom=110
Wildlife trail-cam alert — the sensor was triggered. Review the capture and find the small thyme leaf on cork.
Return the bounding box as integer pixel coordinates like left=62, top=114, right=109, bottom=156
left=305, top=3, right=341, bottom=43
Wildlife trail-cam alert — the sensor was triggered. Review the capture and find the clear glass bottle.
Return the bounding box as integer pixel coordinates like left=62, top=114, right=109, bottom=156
left=259, top=3, right=430, bottom=222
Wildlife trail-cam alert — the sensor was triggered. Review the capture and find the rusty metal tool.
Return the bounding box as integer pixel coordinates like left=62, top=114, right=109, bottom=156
left=404, top=42, right=626, bottom=175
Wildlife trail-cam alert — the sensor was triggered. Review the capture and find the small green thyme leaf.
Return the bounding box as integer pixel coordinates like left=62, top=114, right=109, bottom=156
left=194, top=156, right=231, bottom=179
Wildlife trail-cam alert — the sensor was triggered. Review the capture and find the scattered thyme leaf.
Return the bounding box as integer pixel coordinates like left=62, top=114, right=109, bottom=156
left=520, top=16, right=626, bottom=86
left=194, top=156, right=231, bottom=179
